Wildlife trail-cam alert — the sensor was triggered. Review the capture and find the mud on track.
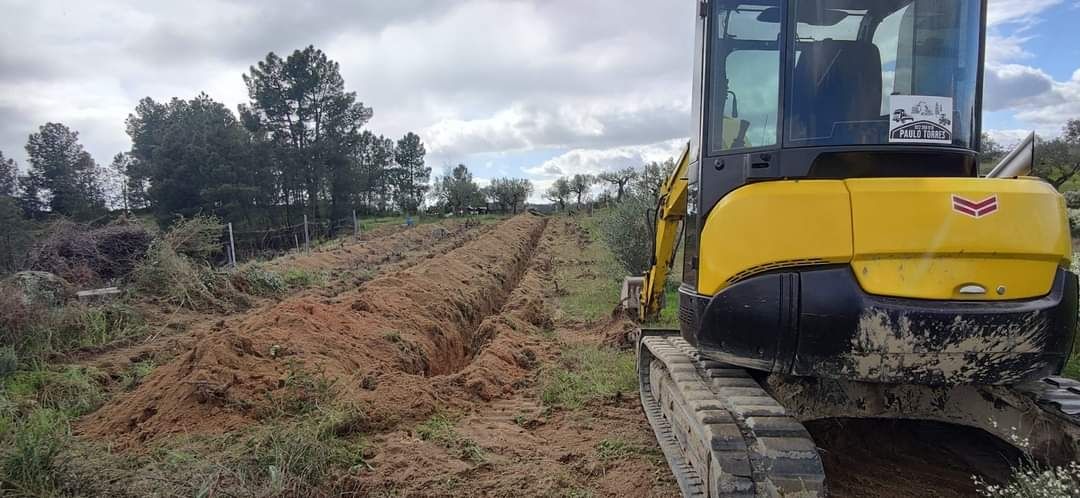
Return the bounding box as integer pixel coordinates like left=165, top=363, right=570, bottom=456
left=80, top=215, right=547, bottom=446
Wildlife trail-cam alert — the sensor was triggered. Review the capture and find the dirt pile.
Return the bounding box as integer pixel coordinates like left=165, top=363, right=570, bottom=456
left=80, top=215, right=546, bottom=446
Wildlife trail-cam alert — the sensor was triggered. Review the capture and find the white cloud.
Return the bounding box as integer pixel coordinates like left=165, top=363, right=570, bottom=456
left=986, top=0, right=1062, bottom=27
left=524, top=138, right=685, bottom=179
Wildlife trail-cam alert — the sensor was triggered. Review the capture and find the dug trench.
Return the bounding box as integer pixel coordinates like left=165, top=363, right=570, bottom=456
left=70, top=217, right=499, bottom=380
left=79, top=214, right=551, bottom=446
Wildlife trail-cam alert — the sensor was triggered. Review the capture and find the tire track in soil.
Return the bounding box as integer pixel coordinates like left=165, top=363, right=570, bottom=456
left=71, top=218, right=500, bottom=378
left=349, top=217, right=681, bottom=498
left=78, top=214, right=548, bottom=447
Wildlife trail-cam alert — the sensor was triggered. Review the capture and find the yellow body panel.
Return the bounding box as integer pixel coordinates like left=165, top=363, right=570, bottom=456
left=847, top=178, right=1070, bottom=300
left=697, top=177, right=1071, bottom=301
left=697, top=181, right=852, bottom=296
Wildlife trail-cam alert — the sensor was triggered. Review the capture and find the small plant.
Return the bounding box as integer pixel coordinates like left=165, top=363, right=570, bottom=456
left=596, top=438, right=633, bottom=461
left=975, top=461, right=1080, bottom=497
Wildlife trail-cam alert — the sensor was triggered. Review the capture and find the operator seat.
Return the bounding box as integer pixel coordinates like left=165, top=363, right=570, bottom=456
left=788, top=40, right=883, bottom=142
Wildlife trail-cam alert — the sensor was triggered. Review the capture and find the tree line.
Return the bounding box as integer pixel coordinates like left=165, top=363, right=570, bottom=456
left=0, top=45, right=538, bottom=240
left=543, top=159, right=677, bottom=211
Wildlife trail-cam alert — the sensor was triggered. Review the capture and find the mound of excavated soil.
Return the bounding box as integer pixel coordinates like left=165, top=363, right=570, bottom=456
left=80, top=215, right=547, bottom=446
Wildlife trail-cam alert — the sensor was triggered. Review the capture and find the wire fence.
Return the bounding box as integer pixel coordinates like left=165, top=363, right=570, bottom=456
left=218, top=210, right=430, bottom=266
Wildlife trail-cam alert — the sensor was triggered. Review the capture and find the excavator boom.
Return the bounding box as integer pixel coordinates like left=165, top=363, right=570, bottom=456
left=636, top=145, right=690, bottom=321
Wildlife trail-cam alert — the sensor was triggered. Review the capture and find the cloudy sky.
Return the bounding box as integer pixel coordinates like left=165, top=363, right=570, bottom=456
left=0, top=0, right=1077, bottom=196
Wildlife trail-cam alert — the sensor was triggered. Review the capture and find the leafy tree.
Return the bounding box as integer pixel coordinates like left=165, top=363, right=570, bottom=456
left=17, top=172, right=45, bottom=218
left=23, top=122, right=105, bottom=219
left=597, top=167, right=638, bottom=201
left=1031, top=120, right=1080, bottom=190
left=354, top=131, right=397, bottom=213
left=0, top=196, right=31, bottom=273
left=0, top=150, right=16, bottom=197
left=393, top=132, right=430, bottom=214
left=485, top=177, right=533, bottom=214
left=978, top=132, right=1006, bottom=175
left=435, top=164, right=483, bottom=213
left=545, top=177, right=572, bottom=211
left=567, top=174, right=595, bottom=207
left=241, top=45, right=374, bottom=221
left=1035, top=138, right=1080, bottom=189
left=596, top=193, right=654, bottom=275
left=633, top=159, right=678, bottom=205
left=126, top=94, right=266, bottom=225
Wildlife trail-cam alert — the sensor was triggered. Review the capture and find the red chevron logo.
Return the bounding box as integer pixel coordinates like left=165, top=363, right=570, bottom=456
left=952, top=195, right=998, bottom=218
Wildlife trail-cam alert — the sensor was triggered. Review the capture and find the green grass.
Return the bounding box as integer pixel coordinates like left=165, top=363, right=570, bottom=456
left=595, top=437, right=663, bottom=463
left=415, top=413, right=485, bottom=463
left=554, top=215, right=625, bottom=321
left=540, top=345, right=637, bottom=410
left=281, top=268, right=328, bottom=289
left=0, top=365, right=109, bottom=496
left=72, top=405, right=367, bottom=497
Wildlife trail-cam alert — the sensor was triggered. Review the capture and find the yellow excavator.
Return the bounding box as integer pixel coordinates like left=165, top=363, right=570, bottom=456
left=624, top=1, right=1080, bottom=496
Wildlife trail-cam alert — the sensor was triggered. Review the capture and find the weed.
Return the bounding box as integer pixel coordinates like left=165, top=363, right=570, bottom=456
left=0, top=408, right=70, bottom=496
left=75, top=303, right=146, bottom=348
left=132, top=217, right=247, bottom=311
left=234, top=265, right=287, bottom=296
left=416, top=413, right=485, bottom=463
left=975, top=461, right=1080, bottom=497
left=282, top=269, right=328, bottom=289
left=596, top=438, right=633, bottom=461
left=0, top=347, right=17, bottom=377
left=261, top=361, right=338, bottom=418
left=540, top=346, right=636, bottom=410
left=4, top=365, right=107, bottom=417
left=119, top=360, right=156, bottom=391
left=383, top=331, right=403, bottom=343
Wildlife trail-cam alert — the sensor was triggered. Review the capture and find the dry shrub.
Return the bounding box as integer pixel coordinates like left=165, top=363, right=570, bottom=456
left=0, top=284, right=40, bottom=354
left=132, top=216, right=245, bottom=311
left=26, top=220, right=153, bottom=286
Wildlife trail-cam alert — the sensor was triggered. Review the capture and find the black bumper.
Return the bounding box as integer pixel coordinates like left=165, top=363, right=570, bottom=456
left=679, top=267, right=1078, bottom=385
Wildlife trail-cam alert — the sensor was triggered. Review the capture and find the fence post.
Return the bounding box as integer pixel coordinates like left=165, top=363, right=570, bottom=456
left=353, top=209, right=360, bottom=241
left=303, top=214, right=310, bottom=253
left=227, top=222, right=237, bottom=268
left=294, top=233, right=300, bottom=253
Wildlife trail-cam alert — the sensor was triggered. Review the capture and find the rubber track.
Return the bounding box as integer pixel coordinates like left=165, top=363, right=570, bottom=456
left=639, top=334, right=826, bottom=497
left=1020, top=376, right=1080, bottom=420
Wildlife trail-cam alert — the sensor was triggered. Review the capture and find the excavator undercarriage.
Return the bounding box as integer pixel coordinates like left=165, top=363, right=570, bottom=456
left=638, top=330, right=1080, bottom=497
